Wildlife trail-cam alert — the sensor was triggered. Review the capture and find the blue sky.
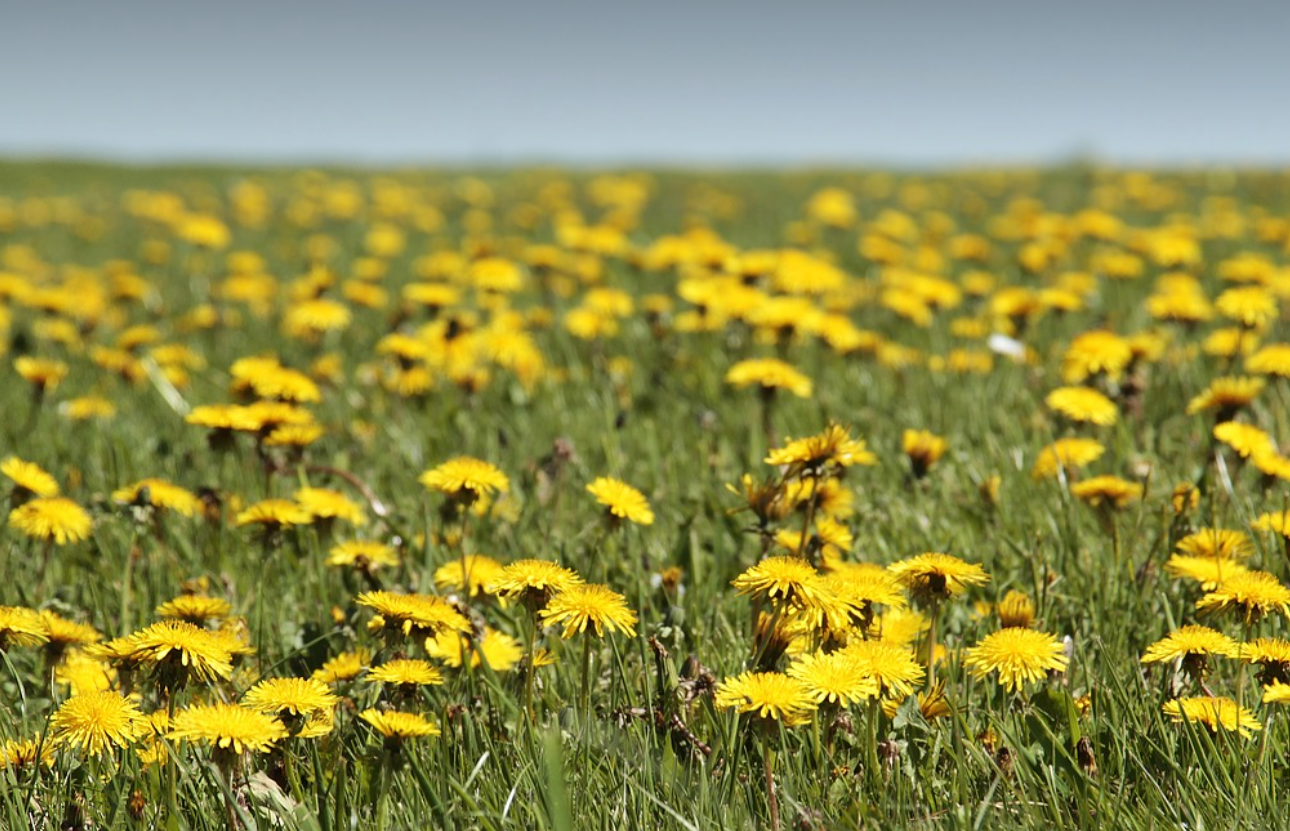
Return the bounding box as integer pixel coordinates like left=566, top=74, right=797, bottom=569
left=3, top=0, right=1288, bottom=165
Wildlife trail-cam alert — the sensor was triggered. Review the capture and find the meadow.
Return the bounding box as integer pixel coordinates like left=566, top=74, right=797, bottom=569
left=2, top=161, right=1290, bottom=829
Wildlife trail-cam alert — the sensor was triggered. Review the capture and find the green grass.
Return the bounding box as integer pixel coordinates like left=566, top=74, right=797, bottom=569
left=2, top=160, right=1290, bottom=829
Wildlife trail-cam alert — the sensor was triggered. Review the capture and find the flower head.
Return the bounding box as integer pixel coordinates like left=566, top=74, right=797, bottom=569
left=725, top=358, right=813, bottom=398
left=1045, top=386, right=1118, bottom=426
left=1070, top=475, right=1143, bottom=510
left=156, top=594, right=232, bottom=623
left=1176, top=528, right=1255, bottom=560
left=50, top=691, right=146, bottom=757
left=366, top=658, right=444, bottom=688
left=355, top=591, right=470, bottom=638
left=841, top=639, right=925, bottom=698
left=963, top=628, right=1069, bottom=693
left=586, top=477, right=654, bottom=526
left=888, top=552, right=990, bottom=602
left=170, top=703, right=288, bottom=755
left=996, top=590, right=1036, bottom=628
left=766, top=424, right=876, bottom=477
left=902, top=429, right=947, bottom=477
left=235, top=498, right=313, bottom=529
left=424, top=626, right=524, bottom=671
left=714, top=671, right=817, bottom=726
left=787, top=650, right=879, bottom=705
left=112, top=479, right=202, bottom=516
left=1141, top=625, right=1239, bottom=665
left=0, top=606, right=49, bottom=649
left=1163, top=697, right=1261, bottom=738
left=360, top=709, right=441, bottom=740
left=1, top=456, right=59, bottom=497
left=8, top=497, right=92, bottom=545
left=433, top=554, right=503, bottom=597
left=1031, top=438, right=1105, bottom=480
left=328, top=540, right=400, bottom=572
left=1186, top=376, right=1265, bottom=418
left=312, top=649, right=370, bottom=684
left=732, top=556, right=827, bottom=609
left=539, top=584, right=637, bottom=638
left=243, top=677, right=339, bottom=718
left=488, top=559, right=583, bottom=609
left=1196, top=570, right=1290, bottom=624
left=295, top=487, right=366, bottom=526
left=419, top=457, right=509, bottom=502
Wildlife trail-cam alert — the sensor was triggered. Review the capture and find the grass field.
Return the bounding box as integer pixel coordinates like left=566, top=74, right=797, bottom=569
left=2, top=161, right=1290, bottom=829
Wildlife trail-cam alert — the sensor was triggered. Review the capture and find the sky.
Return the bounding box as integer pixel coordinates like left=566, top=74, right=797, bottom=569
left=2, top=0, right=1289, bottom=166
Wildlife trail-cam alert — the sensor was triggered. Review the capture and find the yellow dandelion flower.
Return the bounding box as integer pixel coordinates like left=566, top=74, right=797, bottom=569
left=1176, top=528, right=1255, bottom=560
left=0, top=606, right=49, bottom=649
left=1031, top=438, right=1105, bottom=480
left=433, top=554, right=503, bottom=597
left=54, top=651, right=115, bottom=696
left=355, top=591, right=471, bottom=638
left=586, top=477, right=654, bottom=526
left=112, top=478, right=202, bottom=516
left=8, top=497, right=92, bottom=545
left=328, top=540, right=400, bottom=572
left=714, top=671, right=817, bottom=726
left=488, top=559, right=584, bottom=609
left=766, top=423, right=876, bottom=476
left=1163, top=697, right=1260, bottom=738
left=294, top=487, right=366, bottom=526
left=0, top=739, right=55, bottom=771
left=1, top=456, right=59, bottom=497
left=1060, top=330, right=1132, bottom=383
left=424, top=626, right=524, bottom=672
left=1186, top=376, right=1265, bottom=417
left=724, top=358, right=813, bottom=398
left=419, top=456, right=510, bottom=501
left=1070, top=475, right=1143, bottom=509
left=1213, top=422, right=1274, bottom=459
left=155, top=595, right=232, bottom=623
left=787, top=650, right=879, bottom=705
left=169, top=703, right=288, bottom=754
left=235, top=498, right=312, bottom=528
left=366, top=658, right=444, bottom=687
left=902, top=429, right=947, bottom=477
left=50, top=691, right=146, bottom=757
left=963, top=628, right=1069, bottom=693
left=1245, top=343, right=1290, bottom=378
left=539, top=584, right=637, bottom=638
left=14, top=356, right=69, bottom=392
left=1045, top=386, right=1119, bottom=426
left=94, top=619, right=234, bottom=685
left=360, top=709, right=441, bottom=740
left=243, top=677, right=339, bottom=717
left=311, top=649, right=370, bottom=684
left=1263, top=681, right=1290, bottom=705
left=889, top=552, right=990, bottom=601
left=842, top=639, right=926, bottom=698
left=997, top=590, right=1036, bottom=628
left=732, top=556, right=827, bottom=609
left=1196, top=570, right=1290, bottom=624
left=1141, top=625, right=1239, bottom=664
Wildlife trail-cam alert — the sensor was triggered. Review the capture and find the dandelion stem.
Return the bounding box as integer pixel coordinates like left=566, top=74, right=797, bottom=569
left=580, top=635, right=593, bottom=722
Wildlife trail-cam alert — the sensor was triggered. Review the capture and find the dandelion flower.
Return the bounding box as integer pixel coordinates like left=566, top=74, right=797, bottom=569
left=1196, top=570, right=1290, bottom=624
left=1, top=456, right=59, bottom=497
left=170, top=703, right=288, bottom=755
left=1060, top=330, right=1132, bottom=383
left=355, top=591, right=471, bottom=638
left=1239, top=637, right=1290, bottom=684
left=586, top=477, right=654, bottom=526
left=1045, top=386, right=1118, bottom=426
left=888, top=552, right=990, bottom=602
left=732, top=556, right=827, bottom=609
left=420, top=456, right=510, bottom=504
left=1142, top=625, right=1239, bottom=666
left=1186, top=376, right=1265, bottom=418
left=50, top=691, right=146, bottom=757
left=488, top=559, right=583, bottom=609
left=1070, top=476, right=1143, bottom=509
left=155, top=595, right=232, bottom=623
left=433, top=554, right=503, bottom=597
left=112, top=478, right=202, bottom=517
left=766, top=423, right=876, bottom=476
left=424, top=626, right=524, bottom=671
left=1263, top=681, right=1290, bottom=704
left=294, top=487, right=366, bottom=526
left=1213, top=422, right=1275, bottom=459
left=539, top=584, right=637, bottom=638
left=14, top=356, right=69, bottom=393
left=787, top=651, right=879, bottom=705
left=902, top=429, right=948, bottom=478
left=725, top=358, right=813, bottom=398
left=360, top=709, right=441, bottom=740
left=328, top=540, right=400, bottom=572
left=94, top=620, right=234, bottom=685
left=235, top=498, right=312, bottom=529
left=1162, top=697, right=1260, bottom=738
left=997, top=590, right=1036, bottom=628
left=312, top=650, right=370, bottom=684
left=1177, top=528, right=1255, bottom=560
left=243, top=677, right=339, bottom=718
left=366, top=658, right=444, bottom=688
left=0, top=606, right=49, bottom=649
left=1031, top=438, right=1105, bottom=480
left=842, top=639, right=926, bottom=698
left=1246, top=343, right=1290, bottom=377
left=963, top=628, right=1069, bottom=693
left=8, top=497, right=92, bottom=545
left=0, top=739, right=55, bottom=771
left=714, top=671, right=817, bottom=726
